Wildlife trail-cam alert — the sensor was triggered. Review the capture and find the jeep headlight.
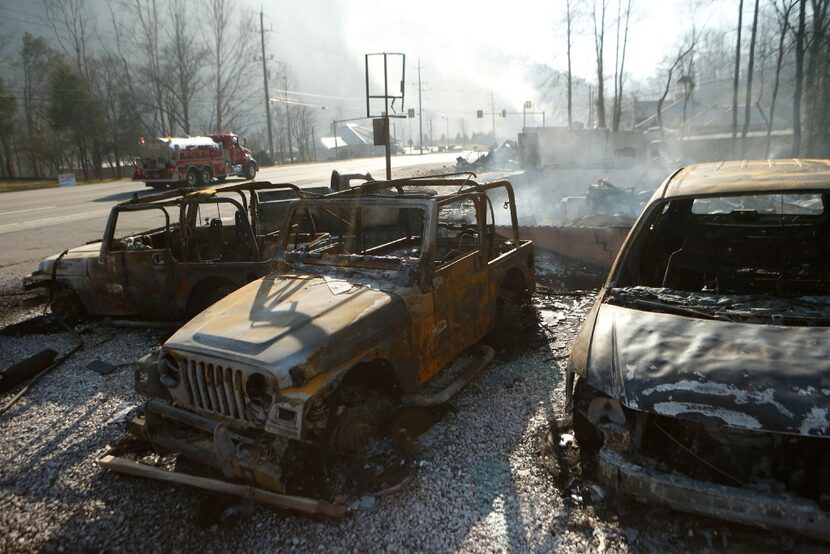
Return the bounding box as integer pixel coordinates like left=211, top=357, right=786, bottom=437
left=245, top=373, right=274, bottom=423
left=158, top=354, right=180, bottom=388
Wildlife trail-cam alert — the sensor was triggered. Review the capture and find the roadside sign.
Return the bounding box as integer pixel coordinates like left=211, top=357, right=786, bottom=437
left=58, top=174, right=77, bottom=187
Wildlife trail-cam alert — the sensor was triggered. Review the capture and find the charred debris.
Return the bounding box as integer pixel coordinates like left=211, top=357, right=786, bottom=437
left=4, top=160, right=830, bottom=544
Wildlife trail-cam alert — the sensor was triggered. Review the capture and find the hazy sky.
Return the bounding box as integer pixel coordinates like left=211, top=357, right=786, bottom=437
left=252, top=0, right=737, bottom=131
left=0, top=0, right=739, bottom=136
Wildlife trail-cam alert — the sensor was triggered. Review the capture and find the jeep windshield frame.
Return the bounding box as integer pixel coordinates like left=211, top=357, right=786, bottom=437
left=277, top=196, right=436, bottom=270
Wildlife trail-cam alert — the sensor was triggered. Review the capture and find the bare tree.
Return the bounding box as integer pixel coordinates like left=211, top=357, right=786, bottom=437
left=44, top=0, right=91, bottom=78
left=657, top=38, right=697, bottom=133
left=612, top=0, right=632, bottom=131
left=164, top=0, right=203, bottom=134
left=803, top=0, right=829, bottom=155
left=732, top=0, right=745, bottom=155
left=290, top=105, right=317, bottom=162
left=592, top=0, right=608, bottom=127
left=740, top=0, right=761, bottom=156
left=680, top=50, right=696, bottom=129
left=792, top=0, right=806, bottom=155
left=766, top=0, right=796, bottom=157
left=128, top=0, right=170, bottom=135
left=565, top=0, right=578, bottom=129
left=207, top=0, right=257, bottom=132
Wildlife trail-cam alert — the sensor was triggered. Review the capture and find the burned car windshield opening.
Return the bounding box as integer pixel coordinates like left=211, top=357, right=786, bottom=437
left=281, top=202, right=427, bottom=263
left=111, top=207, right=177, bottom=253
left=611, top=191, right=830, bottom=323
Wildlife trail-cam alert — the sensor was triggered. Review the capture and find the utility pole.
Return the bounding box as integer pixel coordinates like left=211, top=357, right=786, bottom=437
left=259, top=10, right=274, bottom=164
left=332, top=120, right=338, bottom=160
left=588, top=85, right=594, bottom=127
left=311, top=125, right=317, bottom=161
left=417, top=59, right=424, bottom=154
left=490, top=90, right=496, bottom=141
left=284, top=75, right=293, bottom=163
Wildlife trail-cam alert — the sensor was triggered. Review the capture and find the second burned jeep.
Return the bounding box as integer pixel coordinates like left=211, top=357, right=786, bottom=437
left=132, top=176, right=535, bottom=494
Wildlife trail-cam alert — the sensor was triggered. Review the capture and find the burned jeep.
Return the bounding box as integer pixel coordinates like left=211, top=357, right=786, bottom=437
left=24, top=181, right=309, bottom=320
left=566, top=160, right=830, bottom=540
left=126, top=176, right=534, bottom=499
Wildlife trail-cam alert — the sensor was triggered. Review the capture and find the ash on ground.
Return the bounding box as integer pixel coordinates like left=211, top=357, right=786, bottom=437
left=0, top=274, right=811, bottom=553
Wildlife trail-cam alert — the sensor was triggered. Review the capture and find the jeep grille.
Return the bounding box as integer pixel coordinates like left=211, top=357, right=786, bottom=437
left=180, top=358, right=250, bottom=422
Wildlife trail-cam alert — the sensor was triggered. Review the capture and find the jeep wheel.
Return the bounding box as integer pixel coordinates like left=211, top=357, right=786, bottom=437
left=50, top=285, right=85, bottom=325
left=329, top=385, right=394, bottom=456
left=185, top=168, right=198, bottom=187
left=244, top=161, right=256, bottom=180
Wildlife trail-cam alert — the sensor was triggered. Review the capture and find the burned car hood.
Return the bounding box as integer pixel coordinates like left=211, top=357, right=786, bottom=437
left=37, top=242, right=101, bottom=276
left=587, top=303, right=830, bottom=437
left=164, top=270, right=411, bottom=388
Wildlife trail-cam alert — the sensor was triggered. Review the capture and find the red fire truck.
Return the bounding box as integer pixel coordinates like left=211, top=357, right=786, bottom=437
left=132, top=133, right=257, bottom=189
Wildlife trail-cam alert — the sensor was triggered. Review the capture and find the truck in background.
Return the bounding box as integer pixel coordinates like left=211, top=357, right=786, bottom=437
left=132, top=133, right=257, bottom=189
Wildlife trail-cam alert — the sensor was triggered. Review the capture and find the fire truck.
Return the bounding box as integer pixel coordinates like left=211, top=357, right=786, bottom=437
left=132, top=133, right=257, bottom=189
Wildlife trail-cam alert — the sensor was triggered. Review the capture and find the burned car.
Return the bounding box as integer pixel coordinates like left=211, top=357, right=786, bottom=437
left=24, top=181, right=309, bottom=320
left=566, top=159, right=830, bottom=540
left=126, top=176, right=534, bottom=498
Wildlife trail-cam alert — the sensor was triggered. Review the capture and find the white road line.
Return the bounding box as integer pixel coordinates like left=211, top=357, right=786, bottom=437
left=0, top=206, right=57, bottom=217
left=0, top=208, right=111, bottom=235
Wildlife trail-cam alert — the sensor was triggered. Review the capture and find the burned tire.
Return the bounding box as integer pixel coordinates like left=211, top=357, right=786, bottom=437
left=50, top=284, right=85, bottom=325
left=199, top=167, right=212, bottom=186
left=329, top=384, right=394, bottom=456
left=185, top=168, right=199, bottom=187
left=496, top=269, right=532, bottom=332
left=244, top=161, right=257, bottom=180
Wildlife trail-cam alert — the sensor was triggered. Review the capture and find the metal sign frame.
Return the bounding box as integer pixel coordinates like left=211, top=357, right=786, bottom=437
left=364, top=52, right=406, bottom=179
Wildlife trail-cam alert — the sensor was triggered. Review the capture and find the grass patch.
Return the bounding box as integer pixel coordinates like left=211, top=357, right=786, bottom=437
left=0, top=178, right=122, bottom=193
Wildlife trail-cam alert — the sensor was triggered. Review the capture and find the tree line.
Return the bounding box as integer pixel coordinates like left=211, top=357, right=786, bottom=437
left=558, top=0, right=829, bottom=158
left=0, top=0, right=318, bottom=179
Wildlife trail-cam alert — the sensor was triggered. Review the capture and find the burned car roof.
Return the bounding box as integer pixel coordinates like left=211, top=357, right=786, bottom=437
left=659, top=159, right=830, bottom=199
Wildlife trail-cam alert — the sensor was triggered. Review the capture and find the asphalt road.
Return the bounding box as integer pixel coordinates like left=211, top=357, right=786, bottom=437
left=0, top=152, right=463, bottom=279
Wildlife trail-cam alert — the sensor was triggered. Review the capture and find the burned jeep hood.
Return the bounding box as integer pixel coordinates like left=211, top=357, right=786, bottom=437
left=37, top=242, right=101, bottom=276
left=587, top=303, right=830, bottom=437
left=164, top=271, right=411, bottom=388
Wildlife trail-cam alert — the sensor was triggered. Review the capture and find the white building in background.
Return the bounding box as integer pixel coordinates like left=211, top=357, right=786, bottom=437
left=315, top=122, right=400, bottom=161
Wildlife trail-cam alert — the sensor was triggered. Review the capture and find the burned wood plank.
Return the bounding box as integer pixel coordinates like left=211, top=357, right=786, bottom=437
left=98, top=455, right=346, bottom=519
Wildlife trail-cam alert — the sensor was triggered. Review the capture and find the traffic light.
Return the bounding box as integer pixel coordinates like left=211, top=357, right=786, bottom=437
left=524, top=101, right=532, bottom=109
left=476, top=110, right=484, bottom=119
left=501, top=109, right=506, bottom=118
left=407, top=108, right=416, bottom=118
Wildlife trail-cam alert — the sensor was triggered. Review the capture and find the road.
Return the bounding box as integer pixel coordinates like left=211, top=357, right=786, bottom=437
left=0, top=152, right=462, bottom=278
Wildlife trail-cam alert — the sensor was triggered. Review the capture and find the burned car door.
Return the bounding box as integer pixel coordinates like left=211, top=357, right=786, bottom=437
left=429, top=194, right=488, bottom=373
left=100, top=205, right=176, bottom=317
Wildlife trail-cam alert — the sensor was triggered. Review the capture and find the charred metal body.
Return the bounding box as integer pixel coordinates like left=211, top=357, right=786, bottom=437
left=567, top=160, right=830, bottom=540
left=25, top=181, right=312, bottom=320
left=136, top=176, right=535, bottom=494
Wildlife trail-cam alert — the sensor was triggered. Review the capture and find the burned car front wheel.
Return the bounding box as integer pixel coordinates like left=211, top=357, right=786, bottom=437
left=49, top=284, right=86, bottom=324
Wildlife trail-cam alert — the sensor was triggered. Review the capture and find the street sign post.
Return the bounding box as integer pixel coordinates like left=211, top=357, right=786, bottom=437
left=365, top=52, right=406, bottom=180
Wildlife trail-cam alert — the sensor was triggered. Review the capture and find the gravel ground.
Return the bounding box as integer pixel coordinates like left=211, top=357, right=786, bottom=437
left=0, top=264, right=820, bottom=553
